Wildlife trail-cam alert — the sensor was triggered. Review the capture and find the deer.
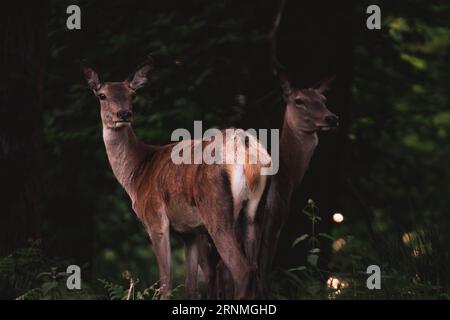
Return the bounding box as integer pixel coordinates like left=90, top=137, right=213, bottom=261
left=210, top=0, right=340, bottom=298
left=204, top=73, right=338, bottom=298
left=257, top=0, right=339, bottom=296
left=81, top=59, right=271, bottom=299
left=208, top=85, right=339, bottom=299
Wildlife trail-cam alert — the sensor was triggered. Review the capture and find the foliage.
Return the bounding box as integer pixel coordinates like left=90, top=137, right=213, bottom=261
left=98, top=270, right=183, bottom=300
left=271, top=200, right=450, bottom=300
left=1, top=0, right=449, bottom=299
left=272, top=200, right=337, bottom=299
left=0, top=242, right=97, bottom=299
left=0, top=240, right=46, bottom=298
left=1, top=242, right=183, bottom=300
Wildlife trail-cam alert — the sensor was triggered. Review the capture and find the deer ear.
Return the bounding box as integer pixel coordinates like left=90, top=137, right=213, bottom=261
left=272, top=64, right=292, bottom=97
left=314, top=74, right=335, bottom=94
left=81, top=63, right=101, bottom=92
left=279, top=70, right=293, bottom=97
left=128, top=60, right=153, bottom=91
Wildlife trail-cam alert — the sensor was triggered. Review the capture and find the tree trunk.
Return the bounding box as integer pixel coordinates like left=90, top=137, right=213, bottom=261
left=0, top=2, right=47, bottom=298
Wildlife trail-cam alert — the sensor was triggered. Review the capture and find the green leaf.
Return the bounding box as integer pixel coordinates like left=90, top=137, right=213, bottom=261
left=307, top=254, right=319, bottom=267
left=37, top=272, right=52, bottom=280
left=287, top=266, right=307, bottom=272
left=292, top=234, right=309, bottom=247
left=400, top=53, right=427, bottom=70
left=41, top=281, right=58, bottom=295
left=302, top=210, right=312, bottom=217
left=318, top=233, right=335, bottom=241
left=280, top=269, right=303, bottom=286
left=16, top=288, right=42, bottom=300
left=98, top=278, right=127, bottom=300
left=0, top=255, right=15, bottom=273
left=306, top=280, right=321, bottom=296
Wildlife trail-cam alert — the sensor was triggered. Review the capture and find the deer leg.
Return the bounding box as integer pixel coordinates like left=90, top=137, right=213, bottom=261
left=184, top=234, right=199, bottom=299
left=197, top=233, right=220, bottom=299
left=244, top=201, right=260, bottom=298
left=146, top=213, right=171, bottom=299
left=245, top=175, right=267, bottom=264
left=258, top=201, right=287, bottom=298
left=242, top=176, right=267, bottom=298
left=208, top=231, right=250, bottom=299
left=195, top=167, right=251, bottom=299
left=244, top=200, right=261, bottom=268
left=215, top=260, right=235, bottom=299
left=213, top=187, right=245, bottom=299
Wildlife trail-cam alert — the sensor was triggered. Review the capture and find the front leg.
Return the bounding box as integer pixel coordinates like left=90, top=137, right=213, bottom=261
left=146, top=212, right=172, bottom=299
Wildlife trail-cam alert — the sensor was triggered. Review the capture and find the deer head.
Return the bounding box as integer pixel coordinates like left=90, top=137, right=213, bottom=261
left=268, top=0, right=338, bottom=134
left=277, top=72, right=339, bottom=133
left=81, top=60, right=153, bottom=129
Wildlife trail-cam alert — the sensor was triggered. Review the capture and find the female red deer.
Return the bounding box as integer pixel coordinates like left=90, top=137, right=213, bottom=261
left=211, top=0, right=339, bottom=298
left=258, top=0, right=339, bottom=296
left=81, top=60, right=270, bottom=299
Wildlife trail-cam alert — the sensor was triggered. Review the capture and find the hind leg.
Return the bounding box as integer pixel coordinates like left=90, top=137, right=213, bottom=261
left=198, top=205, right=250, bottom=299
left=243, top=176, right=267, bottom=298
left=215, top=260, right=235, bottom=299
left=197, top=233, right=220, bottom=299
left=207, top=227, right=250, bottom=299
left=244, top=175, right=267, bottom=268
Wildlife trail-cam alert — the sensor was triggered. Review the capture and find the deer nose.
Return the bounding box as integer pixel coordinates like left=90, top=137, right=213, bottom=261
left=325, top=115, right=339, bottom=127
left=117, top=110, right=132, bottom=121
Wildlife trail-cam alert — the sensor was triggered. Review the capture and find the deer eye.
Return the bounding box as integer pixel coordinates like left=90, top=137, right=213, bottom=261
left=294, top=98, right=304, bottom=105
left=98, top=93, right=107, bottom=100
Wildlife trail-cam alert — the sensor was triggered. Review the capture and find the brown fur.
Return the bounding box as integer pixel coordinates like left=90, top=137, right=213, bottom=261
left=257, top=0, right=339, bottom=297
left=82, top=62, right=270, bottom=299
left=105, top=128, right=267, bottom=299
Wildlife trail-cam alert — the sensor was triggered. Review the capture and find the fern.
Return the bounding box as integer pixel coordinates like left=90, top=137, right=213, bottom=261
left=98, top=275, right=178, bottom=300
left=98, top=278, right=127, bottom=300
left=15, top=288, right=42, bottom=300
left=0, top=255, right=15, bottom=274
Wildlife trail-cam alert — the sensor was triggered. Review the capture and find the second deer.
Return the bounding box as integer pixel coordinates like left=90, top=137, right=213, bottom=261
left=258, top=0, right=339, bottom=296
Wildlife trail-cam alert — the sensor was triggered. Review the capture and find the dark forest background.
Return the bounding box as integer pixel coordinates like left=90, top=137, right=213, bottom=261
left=0, top=0, right=449, bottom=299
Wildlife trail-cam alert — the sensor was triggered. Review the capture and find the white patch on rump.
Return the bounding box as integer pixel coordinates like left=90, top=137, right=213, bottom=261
left=229, top=164, right=248, bottom=220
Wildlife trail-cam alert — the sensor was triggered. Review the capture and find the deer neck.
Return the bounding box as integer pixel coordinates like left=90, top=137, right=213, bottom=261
left=278, top=105, right=318, bottom=192
left=102, top=125, right=145, bottom=196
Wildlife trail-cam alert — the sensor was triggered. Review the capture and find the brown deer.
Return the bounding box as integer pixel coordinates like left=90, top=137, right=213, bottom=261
left=210, top=0, right=340, bottom=298
left=258, top=0, right=339, bottom=296
left=206, top=73, right=338, bottom=298
left=81, top=60, right=271, bottom=299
